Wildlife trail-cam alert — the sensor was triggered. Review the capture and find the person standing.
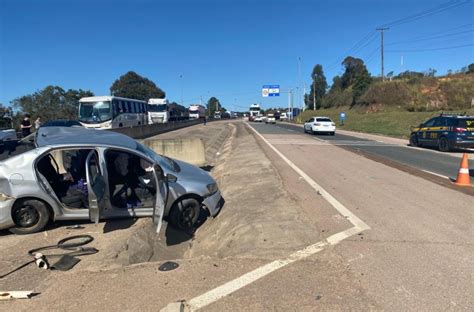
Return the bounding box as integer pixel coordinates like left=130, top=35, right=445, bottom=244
left=20, top=114, right=32, bottom=137
left=35, top=116, right=42, bottom=129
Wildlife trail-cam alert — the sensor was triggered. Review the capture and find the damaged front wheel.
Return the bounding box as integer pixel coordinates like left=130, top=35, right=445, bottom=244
left=169, top=198, right=200, bottom=231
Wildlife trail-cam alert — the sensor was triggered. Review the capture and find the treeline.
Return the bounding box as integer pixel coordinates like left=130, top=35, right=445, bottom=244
left=305, top=59, right=474, bottom=111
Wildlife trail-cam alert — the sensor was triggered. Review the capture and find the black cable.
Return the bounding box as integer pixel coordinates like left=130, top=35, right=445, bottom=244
left=0, top=235, right=98, bottom=279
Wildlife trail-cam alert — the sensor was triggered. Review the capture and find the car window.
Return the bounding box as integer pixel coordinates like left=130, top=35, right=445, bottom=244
left=423, top=118, right=437, bottom=127
left=433, top=117, right=447, bottom=127
left=308, top=118, right=314, bottom=122
left=316, top=118, right=332, bottom=122
left=456, top=118, right=474, bottom=128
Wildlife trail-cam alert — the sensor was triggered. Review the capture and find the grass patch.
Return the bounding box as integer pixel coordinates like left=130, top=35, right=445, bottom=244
left=294, top=107, right=474, bottom=138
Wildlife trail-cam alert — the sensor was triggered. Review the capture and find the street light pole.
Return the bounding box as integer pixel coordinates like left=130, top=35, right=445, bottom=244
left=179, top=74, right=183, bottom=106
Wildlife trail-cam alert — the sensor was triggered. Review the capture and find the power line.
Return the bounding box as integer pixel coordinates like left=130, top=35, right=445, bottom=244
left=379, top=0, right=470, bottom=28
left=386, top=43, right=474, bottom=52
left=386, top=29, right=473, bottom=46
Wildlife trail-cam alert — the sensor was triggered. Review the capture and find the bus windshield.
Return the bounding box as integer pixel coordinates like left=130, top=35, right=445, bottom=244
left=148, top=104, right=168, bottom=112
left=79, top=101, right=112, bottom=123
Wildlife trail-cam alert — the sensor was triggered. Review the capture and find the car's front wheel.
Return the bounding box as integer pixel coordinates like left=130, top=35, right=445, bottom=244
left=169, top=198, right=200, bottom=231
left=9, top=199, right=51, bottom=235
left=438, top=137, right=450, bottom=152
left=409, top=134, right=419, bottom=147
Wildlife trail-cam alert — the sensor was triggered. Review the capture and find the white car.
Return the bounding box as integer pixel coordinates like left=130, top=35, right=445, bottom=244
left=265, top=114, right=276, bottom=124
left=303, top=117, right=336, bottom=135
left=254, top=116, right=264, bottom=122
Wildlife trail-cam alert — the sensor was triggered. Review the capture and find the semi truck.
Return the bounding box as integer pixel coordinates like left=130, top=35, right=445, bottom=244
left=189, top=104, right=206, bottom=120
left=148, top=98, right=170, bottom=124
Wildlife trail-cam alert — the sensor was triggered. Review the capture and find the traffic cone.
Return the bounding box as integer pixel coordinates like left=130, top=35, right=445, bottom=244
left=454, top=153, right=471, bottom=186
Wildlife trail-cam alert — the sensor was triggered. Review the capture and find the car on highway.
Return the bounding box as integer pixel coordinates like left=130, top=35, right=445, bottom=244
left=303, top=117, right=336, bottom=135
left=254, top=115, right=264, bottom=122
left=0, top=127, right=223, bottom=234
left=265, top=114, right=276, bottom=124
left=409, top=113, right=474, bottom=152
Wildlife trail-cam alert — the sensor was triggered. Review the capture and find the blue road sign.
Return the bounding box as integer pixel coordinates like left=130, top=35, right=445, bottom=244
left=339, top=112, right=346, bottom=120
left=262, top=85, right=280, bottom=97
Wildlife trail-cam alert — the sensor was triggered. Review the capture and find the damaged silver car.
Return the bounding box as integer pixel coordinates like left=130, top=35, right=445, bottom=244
left=0, top=127, right=223, bottom=234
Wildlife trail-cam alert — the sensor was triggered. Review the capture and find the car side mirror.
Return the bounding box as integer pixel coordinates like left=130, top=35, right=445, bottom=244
left=166, top=174, right=177, bottom=183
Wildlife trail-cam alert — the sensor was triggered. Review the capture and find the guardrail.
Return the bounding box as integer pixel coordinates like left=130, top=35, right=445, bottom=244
left=109, top=119, right=204, bottom=139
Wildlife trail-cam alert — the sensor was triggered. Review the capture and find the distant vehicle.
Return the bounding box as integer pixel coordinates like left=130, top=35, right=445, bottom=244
left=41, top=120, right=83, bottom=128
left=0, top=126, right=223, bottom=234
left=265, top=114, right=276, bottom=124
left=214, top=111, right=222, bottom=119
left=79, top=96, right=148, bottom=129
left=304, top=117, right=336, bottom=135
left=409, top=113, right=474, bottom=152
left=189, top=104, right=206, bottom=120
left=148, top=98, right=169, bottom=124
left=249, top=104, right=261, bottom=121
left=0, top=114, right=17, bottom=146
left=254, top=115, right=264, bottom=122
left=222, top=111, right=231, bottom=119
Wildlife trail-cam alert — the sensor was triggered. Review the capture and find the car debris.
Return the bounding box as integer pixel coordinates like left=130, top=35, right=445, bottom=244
left=158, top=261, right=180, bottom=272
left=0, top=291, right=36, bottom=300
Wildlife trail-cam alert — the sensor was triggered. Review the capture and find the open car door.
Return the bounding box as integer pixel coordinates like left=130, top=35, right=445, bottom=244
left=85, top=150, right=106, bottom=224
left=152, top=164, right=167, bottom=234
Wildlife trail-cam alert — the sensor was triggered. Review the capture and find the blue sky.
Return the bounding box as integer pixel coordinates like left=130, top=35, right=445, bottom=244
left=1, top=0, right=473, bottom=111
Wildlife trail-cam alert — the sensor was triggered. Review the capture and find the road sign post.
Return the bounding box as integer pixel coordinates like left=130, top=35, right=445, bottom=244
left=339, top=112, right=346, bottom=126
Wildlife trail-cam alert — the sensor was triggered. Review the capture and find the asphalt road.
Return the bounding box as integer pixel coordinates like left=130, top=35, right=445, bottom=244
left=254, top=122, right=473, bottom=182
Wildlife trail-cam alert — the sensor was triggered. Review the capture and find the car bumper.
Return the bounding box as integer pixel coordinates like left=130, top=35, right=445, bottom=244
left=203, top=189, right=224, bottom=217
left=312, top=126, right=336, bottom=132
left=0, top=199, right=15, bottom=230
left=452, top=140, right=474, bottom=149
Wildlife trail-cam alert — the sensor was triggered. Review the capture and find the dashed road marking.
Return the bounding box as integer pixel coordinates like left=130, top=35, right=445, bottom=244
left=162, top=124, right=371, bottom=311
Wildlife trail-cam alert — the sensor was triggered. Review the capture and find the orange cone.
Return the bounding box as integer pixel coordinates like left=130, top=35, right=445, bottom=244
left=455, top=153, right=471, bottom=186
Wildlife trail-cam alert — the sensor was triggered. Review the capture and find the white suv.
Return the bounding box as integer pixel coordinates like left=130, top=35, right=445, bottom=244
left=304, top=117, right=336, bottom=135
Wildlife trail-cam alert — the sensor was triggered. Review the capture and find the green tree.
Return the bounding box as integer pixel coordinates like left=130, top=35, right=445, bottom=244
left=110, top=71, right=165, bottom=101
left=305, top=64, right=328, bottom=110
left=207, top=97, right=222, bottom=116
left=11, top=86, right=94, bottom=121
left=467, top=63, right=474, bottom=74
left=340, top=56, right=372, bottom=104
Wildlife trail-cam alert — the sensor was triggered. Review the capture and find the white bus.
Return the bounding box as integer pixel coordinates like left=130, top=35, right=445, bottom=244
left=148, top=98, right=169, bottom=124
left=249, top=103, right=261, bottom=121
left=79, top=96, right=148, bottom=129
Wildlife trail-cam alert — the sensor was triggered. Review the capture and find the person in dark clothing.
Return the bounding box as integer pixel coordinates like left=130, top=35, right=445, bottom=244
left=20, top=114, right=32, bottom=137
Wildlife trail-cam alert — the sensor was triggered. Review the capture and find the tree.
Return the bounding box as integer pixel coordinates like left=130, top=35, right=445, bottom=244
left=305, top=64, right=328, bottom=110
left=340, top=56, right=372, bottom=104
left=11, top=86, right=94, bottom=121
left=110, top=71, right=165, bottom=101
left=467, top=63, right=474, bottom=74
left=207, top=97, right=222, bottom=116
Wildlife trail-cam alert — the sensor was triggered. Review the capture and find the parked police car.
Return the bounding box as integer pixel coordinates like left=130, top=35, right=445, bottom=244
left=409, top=113, right=474, bottom=152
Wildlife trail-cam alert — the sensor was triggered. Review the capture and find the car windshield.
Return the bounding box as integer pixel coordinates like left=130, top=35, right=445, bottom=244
left=136, top=142, right=180, bottom=172
left=317, top=118, right=332, bottom=122
left=79, top=101, right=112, bottom=123
left=189, top=109, right=199, bottom=113
left=148, top=104, right=167, bottom=112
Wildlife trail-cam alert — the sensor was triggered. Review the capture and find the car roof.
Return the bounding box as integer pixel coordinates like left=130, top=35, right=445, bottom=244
left=36, top=126, right=138, bottom=149
left=312, top=116, right=332, bottom=119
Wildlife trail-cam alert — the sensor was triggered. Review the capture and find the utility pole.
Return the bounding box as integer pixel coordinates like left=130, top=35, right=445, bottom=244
left=179, top=74, right=183, bottom=105
left=313, top=79, right=316, bottom=111
left=376, top=27, right=389, bottom=81
left=288, top=88, right=292, bottom=119
left=298, top=57, right=302, bottom=111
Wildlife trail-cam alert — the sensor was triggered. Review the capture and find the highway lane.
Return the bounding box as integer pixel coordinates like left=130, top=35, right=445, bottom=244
left=257, top=122, right=473, bottom=182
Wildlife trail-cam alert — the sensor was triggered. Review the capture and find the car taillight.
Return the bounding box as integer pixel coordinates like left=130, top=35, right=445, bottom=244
left=314, top=123, right=321, bottom=126
left=454, top=127, right=466, bottom=133
left=331, top=122, right=335, bottom=126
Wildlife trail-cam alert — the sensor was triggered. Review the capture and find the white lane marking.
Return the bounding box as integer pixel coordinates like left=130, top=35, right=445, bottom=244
left=187, top=227, right=361, bottom=311
left=166, top=125, right=371, bottom=311
left=421, top=169, right=450, bottom=180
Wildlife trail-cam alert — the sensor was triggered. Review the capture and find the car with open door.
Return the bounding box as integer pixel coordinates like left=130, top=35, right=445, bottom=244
left=0, top=127, right=223, bottom=234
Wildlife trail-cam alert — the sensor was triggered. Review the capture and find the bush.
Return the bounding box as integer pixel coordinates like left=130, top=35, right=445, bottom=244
left=358, top=81, right=412, bottom=107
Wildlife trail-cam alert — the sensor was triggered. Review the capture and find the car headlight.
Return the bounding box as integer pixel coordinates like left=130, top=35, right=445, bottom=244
left=206, top=183, right=218, bottom=195
left=0, top=193, right=14, bottom=202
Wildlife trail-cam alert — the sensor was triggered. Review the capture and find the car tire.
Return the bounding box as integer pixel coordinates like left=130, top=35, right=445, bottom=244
left=169, top=198, right=200, bottom=231
left=9, top=199, right=51, bottom=235
left=311, top=130, right=316, bottom=135
left=409, top=134, right=419, bottom=147
left=438, top=137, right=450, bottom=152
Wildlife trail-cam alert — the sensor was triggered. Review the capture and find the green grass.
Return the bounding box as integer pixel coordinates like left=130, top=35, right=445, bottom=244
left=294, top=107, right=474, bottom=138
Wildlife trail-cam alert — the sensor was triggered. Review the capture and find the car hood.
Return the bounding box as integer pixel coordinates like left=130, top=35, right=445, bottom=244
left=171, top=159, right=215, bottom=184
